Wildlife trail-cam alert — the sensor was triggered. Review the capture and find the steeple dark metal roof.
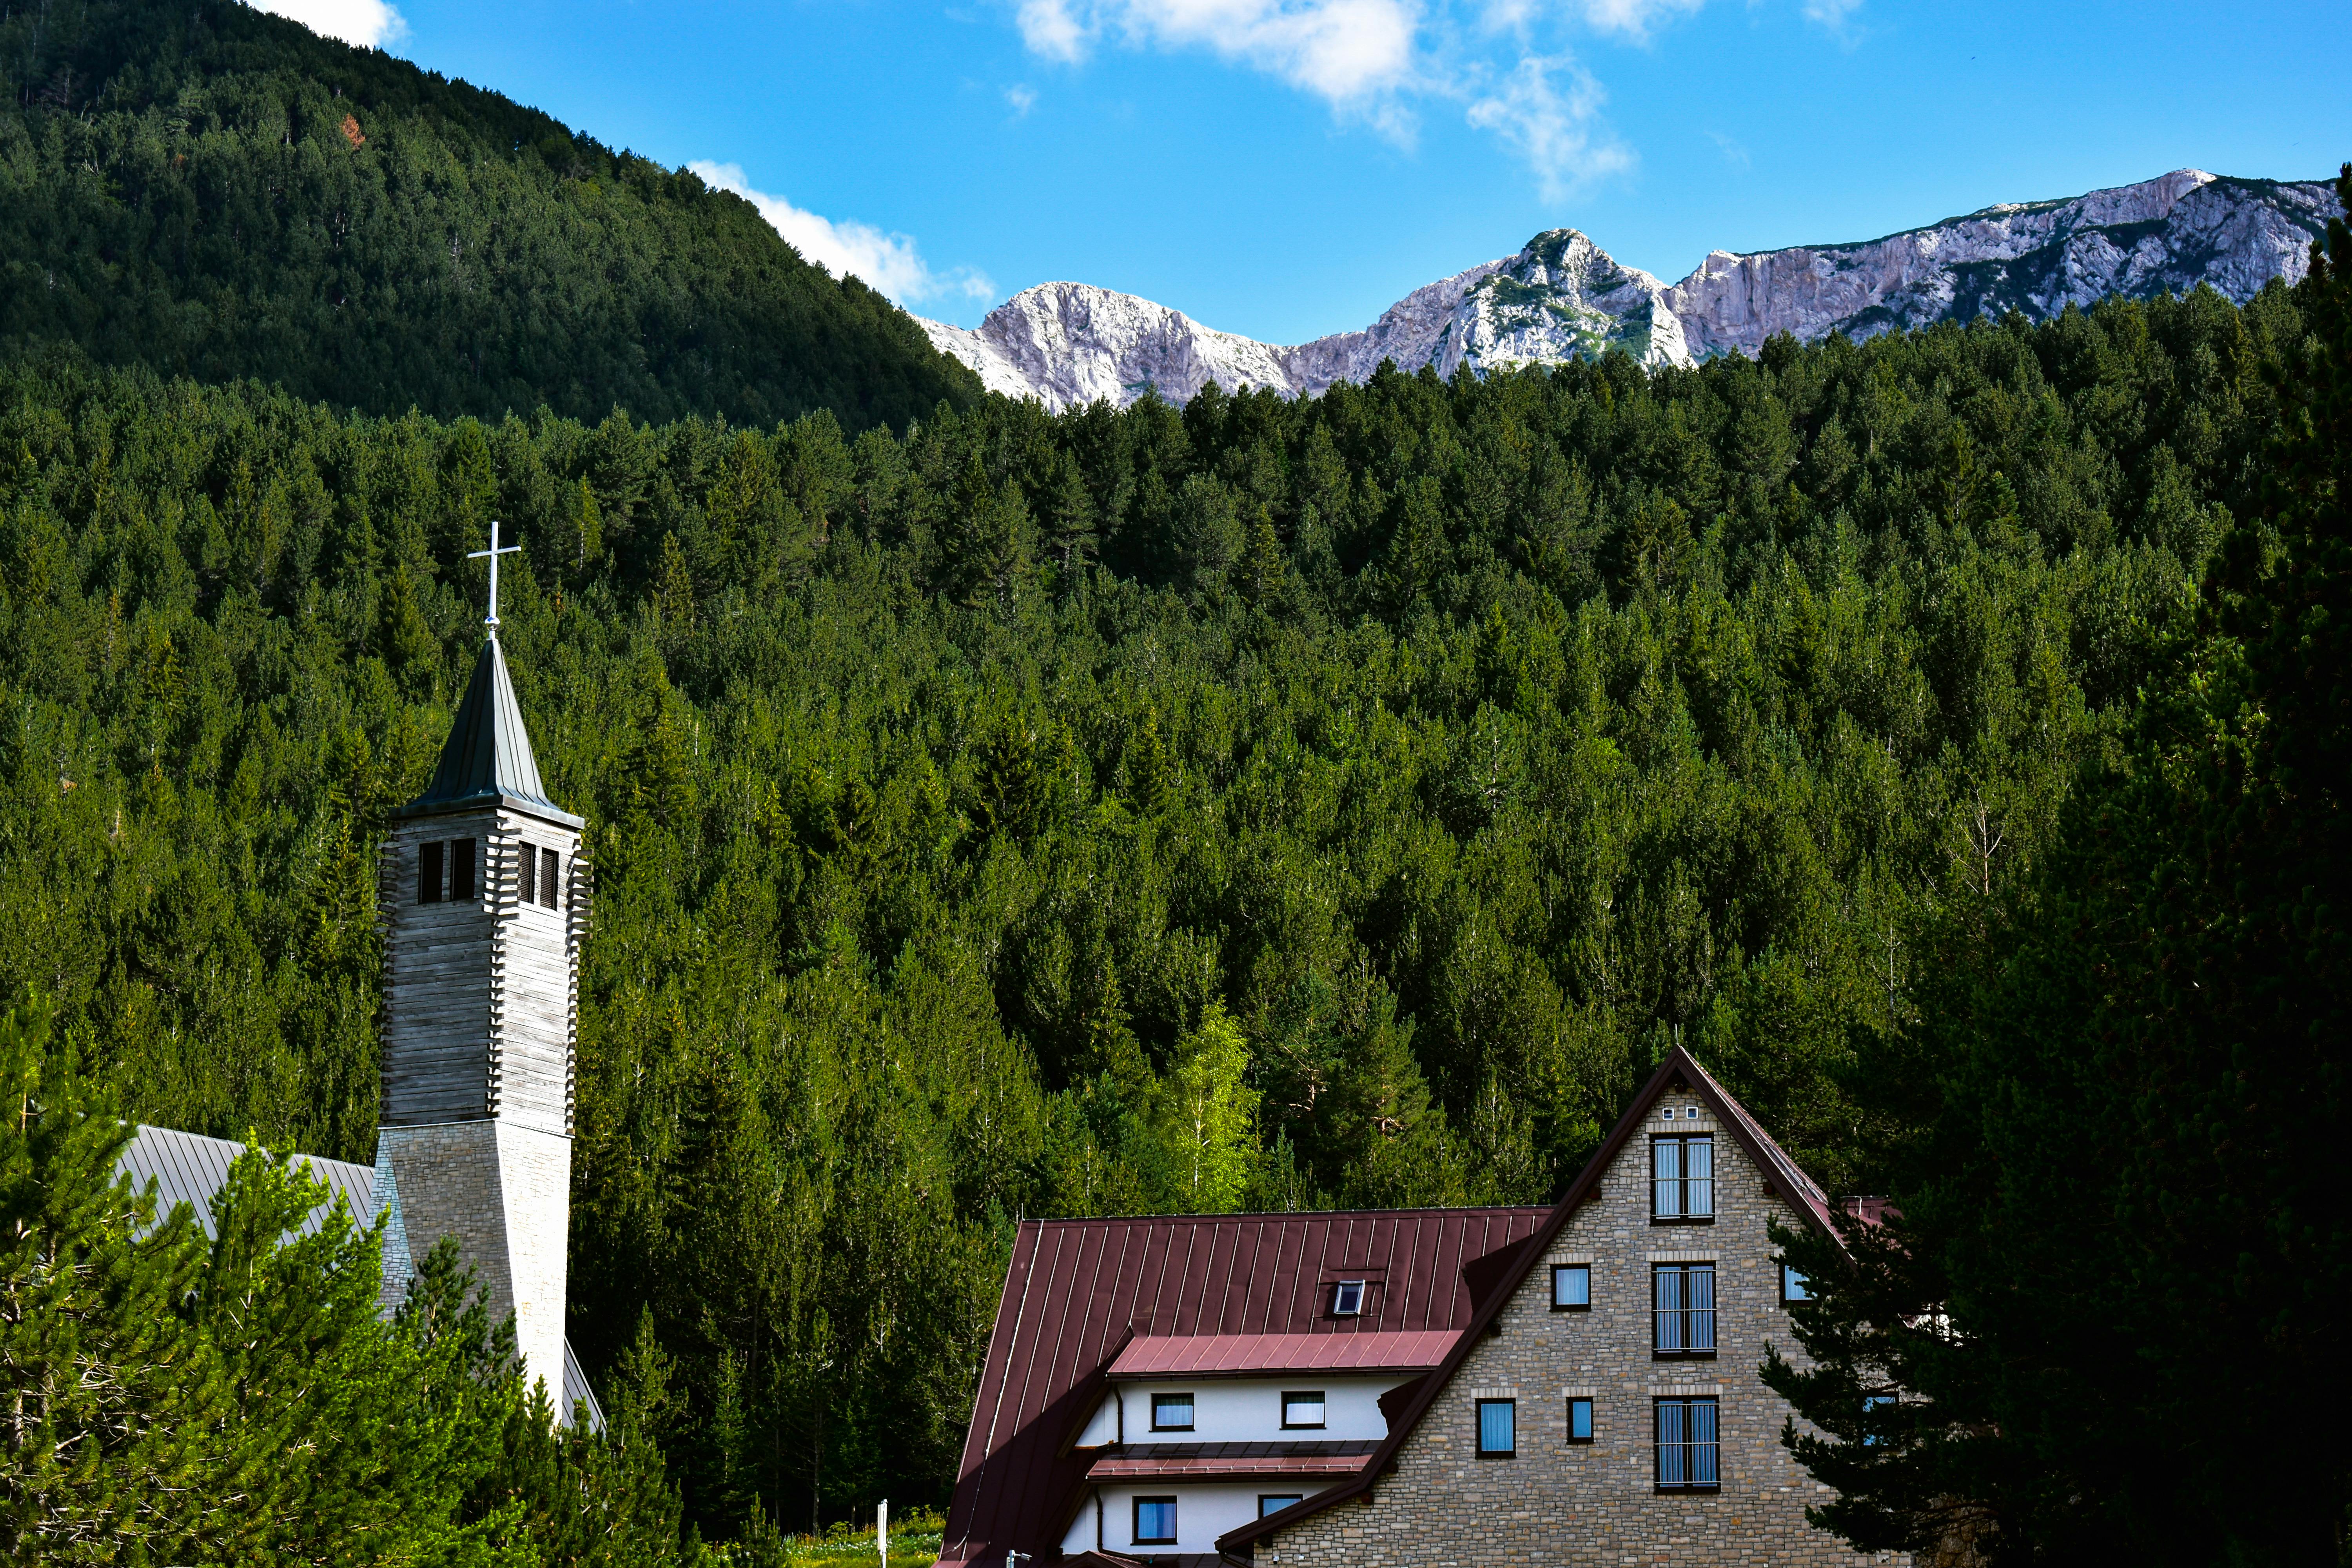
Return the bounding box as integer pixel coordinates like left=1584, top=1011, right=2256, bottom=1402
left=396, top=639, right=581, bottom=826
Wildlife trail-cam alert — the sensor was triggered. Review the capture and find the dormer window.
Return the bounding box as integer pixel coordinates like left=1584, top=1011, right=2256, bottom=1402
left=1150, top=1392, right=1194, bottom=1431
left=1332, top=1279, right=1365, bottom=1316
left=1652, top=1134, right=1715, bottom=1222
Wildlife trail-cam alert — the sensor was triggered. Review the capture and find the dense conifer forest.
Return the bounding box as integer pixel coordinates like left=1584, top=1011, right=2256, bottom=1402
left=0, top=0, right=982, bottom=430
left=2, top=238, right=2331, bottom=1554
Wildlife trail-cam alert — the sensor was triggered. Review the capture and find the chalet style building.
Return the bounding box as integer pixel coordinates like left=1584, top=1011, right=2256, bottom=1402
left=116, top=581, right=602, bottom=1426
left=940, top=1051, right=1867, bottom=1568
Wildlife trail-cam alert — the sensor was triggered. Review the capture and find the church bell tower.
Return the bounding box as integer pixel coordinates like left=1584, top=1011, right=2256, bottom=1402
left=374, top=529, right=585, bottom=1406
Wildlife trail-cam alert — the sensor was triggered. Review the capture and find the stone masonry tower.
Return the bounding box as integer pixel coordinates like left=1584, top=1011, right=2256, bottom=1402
left=374, top=550, right=586, bottom=1407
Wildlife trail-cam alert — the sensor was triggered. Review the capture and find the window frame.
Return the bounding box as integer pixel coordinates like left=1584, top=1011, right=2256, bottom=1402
left=1550, top=1262, right=1591, bottom=1311
left=1131, top=1496, right=1178, bottom=1546
left=1651, top=1261, right=1718, bottom=1359
left=1279, top=1390, right=1326, bottom=1430
left=1780, top=1262, right=1812, bottom=1304
left=1650, top=1133, right=1716, bottom=1224
left=1148, top=1392, right=1195, bottom=1432
left=1475, top=1397, right=1516, bottom=1458
left=1653, top=1396, right=1720, bottom=1493
left=1565, top=1397, right=1595, bottom=1444
left=1330, top=1279, right=1366, bottom=1317
left=1256, top=1494, right=1302, bottom=1519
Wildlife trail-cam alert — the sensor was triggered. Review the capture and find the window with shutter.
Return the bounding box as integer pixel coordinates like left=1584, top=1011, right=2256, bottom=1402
left=419, top=840, right=444, bottom=904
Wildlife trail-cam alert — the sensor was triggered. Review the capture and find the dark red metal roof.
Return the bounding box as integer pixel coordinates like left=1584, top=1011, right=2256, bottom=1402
left=939, top=1207, right=1547, bottom=1568
left=1104, top=1329, right=1461, bottom=1379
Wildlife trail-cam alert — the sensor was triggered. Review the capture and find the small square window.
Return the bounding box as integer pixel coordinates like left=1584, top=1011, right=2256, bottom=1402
left=1331, top=1279, right=1365, bottom=1316
left=1781, top=1263, right=1812, bottom=1303
left=1476, top=1398, right=1515, bottom=1457
left=1257, top=1495, right=1301, bottom=1519
left=1133, top=1497, right=1177, bottom=1545
left=1566, top=1397, right=1594, bottom=1443
left=419, top=840, right=445, bottom=904
left=1550, top=1263, right=1590, bottom=1310
left=1281, top=1391, right=1325, bottom=1428
left=1150, top=1393, right=1194, bottom=1431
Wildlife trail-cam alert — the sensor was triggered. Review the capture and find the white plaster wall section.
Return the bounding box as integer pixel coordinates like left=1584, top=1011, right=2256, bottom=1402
left=1088, top=1484, right=1289, bottom=1554
left=496, top=1121, right=572, bottom=1407
left=1114, top=1377, right=1399, bottom=1443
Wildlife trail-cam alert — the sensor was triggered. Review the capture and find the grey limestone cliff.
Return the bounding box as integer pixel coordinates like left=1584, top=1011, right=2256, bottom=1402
left=919, top=168, right=2340, bottom=411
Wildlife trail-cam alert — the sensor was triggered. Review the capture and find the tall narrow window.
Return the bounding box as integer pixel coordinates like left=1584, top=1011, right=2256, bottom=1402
left=1132, top=1498, right=1176, bottom=1546
left=1654, top=1397, right=1719, bottom=1491
left=518, top=840, right=537, bottom=905
left=1150, top=1393, right=1194, bottom=1432
left=1551, top=1263, right=1591, bottom=1310
left=450, top=838, right=475, bottom=902
left=1652, top=1134, right=1715, bottom=1221
left=1653, top=1262, right=1717, bottom=1357
left=1476, top=1399, right=1515, bottom=1456
left=1566, top=1397, right=1594, bottom=1443
left=540, top=848, right=560, bottom=909
left=419, top=840, right=445, bottom=904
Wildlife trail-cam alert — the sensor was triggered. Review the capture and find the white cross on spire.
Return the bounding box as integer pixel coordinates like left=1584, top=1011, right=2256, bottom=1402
left=468, top=520, right=522, bottom=641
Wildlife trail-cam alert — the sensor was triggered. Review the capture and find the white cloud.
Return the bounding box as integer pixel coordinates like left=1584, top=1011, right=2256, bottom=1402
left=1800, top=0, right=1863, bottom=40
left=1007, top=83, right=1040, bottom=115
left=1026, top=0, right=1423, bottom=106
left=1574, top=0, right=1702, bottom=41
left=249, top=0, right=407, bottom=48
left=688, top=162, right=994, bottom=309
left=1466, top=54, right=1630, bottom=200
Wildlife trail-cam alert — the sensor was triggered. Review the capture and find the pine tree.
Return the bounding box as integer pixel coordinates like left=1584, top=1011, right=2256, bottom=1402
left=0, top=993, right=221, bottom=1562
left=1764, top=164, right=2352, bottom=1567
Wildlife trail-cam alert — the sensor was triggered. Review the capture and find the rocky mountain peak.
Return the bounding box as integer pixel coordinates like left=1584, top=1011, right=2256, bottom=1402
left=918, top=169, right=2341, bottom=412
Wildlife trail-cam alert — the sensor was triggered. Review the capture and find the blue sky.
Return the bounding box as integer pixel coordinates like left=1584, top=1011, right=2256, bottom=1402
left=267, top=0, right=2351, bottom=345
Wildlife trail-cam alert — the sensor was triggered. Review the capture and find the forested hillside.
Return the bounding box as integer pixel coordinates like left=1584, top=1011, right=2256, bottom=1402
left=0, top=280, right=2305, bottom=1538
left=0, top=0, right=981, bottom=430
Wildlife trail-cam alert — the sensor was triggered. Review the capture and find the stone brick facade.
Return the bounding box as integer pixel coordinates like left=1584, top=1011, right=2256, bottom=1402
left=1256, top=1091, right=1892, bottom=1567
left=378, top=1119, right=572, bottom=1403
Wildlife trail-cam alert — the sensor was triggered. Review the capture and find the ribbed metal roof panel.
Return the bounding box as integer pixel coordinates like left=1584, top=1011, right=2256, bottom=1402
left=116, top=1125, right=376, bottom=1240
left=396, top=638, right=579, bottom=826
left=939, top=1206, right=1546, bottom=1568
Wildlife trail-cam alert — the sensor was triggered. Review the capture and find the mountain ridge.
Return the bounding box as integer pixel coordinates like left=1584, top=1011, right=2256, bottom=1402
left=923, top=169, right=2341, bottom=411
